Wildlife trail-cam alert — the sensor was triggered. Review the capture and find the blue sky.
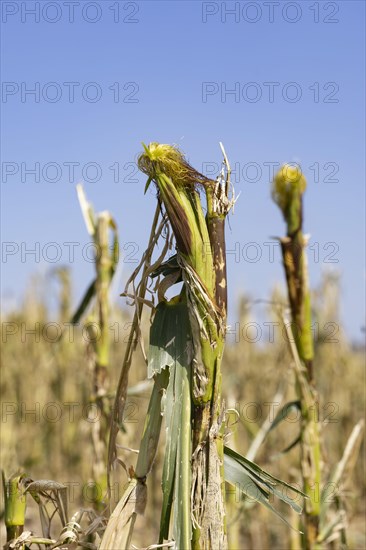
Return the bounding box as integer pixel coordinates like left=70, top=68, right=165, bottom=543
left=1, top=0, right=365, bottom=342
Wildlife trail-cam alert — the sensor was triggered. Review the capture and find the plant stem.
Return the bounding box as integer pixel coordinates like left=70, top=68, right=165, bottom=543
left=273, top=166, right=321, bottom=549
left=3, top=472, right=26, bottom=543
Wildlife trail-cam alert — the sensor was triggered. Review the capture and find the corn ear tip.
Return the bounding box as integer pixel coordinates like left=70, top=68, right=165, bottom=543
left=272, top=164, right=307, bottom=211
left=275, top=164, right=306, bottom=190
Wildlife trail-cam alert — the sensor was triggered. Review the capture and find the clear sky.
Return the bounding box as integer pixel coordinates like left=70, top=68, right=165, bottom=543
left=1, top=0, right=365, bottom=342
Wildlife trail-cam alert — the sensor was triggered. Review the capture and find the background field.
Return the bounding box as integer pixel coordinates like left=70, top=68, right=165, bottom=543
left=1, top=267, right=364, bottom=548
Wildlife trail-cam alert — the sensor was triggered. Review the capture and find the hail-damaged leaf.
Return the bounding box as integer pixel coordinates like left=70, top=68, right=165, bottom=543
left=224, top=446, right=306, bottom=523
left=155, top=300, right=192, bottom=548
left=148, top=298, right=193, bottom=379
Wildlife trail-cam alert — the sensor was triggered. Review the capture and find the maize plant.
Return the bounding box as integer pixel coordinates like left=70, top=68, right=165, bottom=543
left=101, top=144, right=304, bottom=550
left=72, top=185, right=119, bottom=508
left=272, top=164, right=321, bottom=549
left=271, top=165, right=365, bottom=550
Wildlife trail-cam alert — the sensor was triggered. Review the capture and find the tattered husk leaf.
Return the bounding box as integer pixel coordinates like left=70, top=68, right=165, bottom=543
left=138, top=143, right=215, bottom=295
left=99, top=479, right=146, bottom=550
left=138, top=142, right=213, bottom=189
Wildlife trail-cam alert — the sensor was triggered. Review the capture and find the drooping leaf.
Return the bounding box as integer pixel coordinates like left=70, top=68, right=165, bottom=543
left=69, top=279, right=96, bottom=325
left=268, top=400, right=302, bottom=457
left=224, top=446, right=305, bottom=527
left=150, top=254, right=182, bottom=281
left=272, top=435, right=301, bottom=459
left=269, top=401, right=301, bottom=432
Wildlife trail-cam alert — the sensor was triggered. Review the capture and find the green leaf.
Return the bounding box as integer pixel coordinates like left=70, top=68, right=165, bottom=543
left=150, top=254, right=181, bottom=280
left=150, top=300, right=192, bottom=548
left=269, top=401, right=301, bottom=432
left=109, top=216, right=119, bottom=278
left=69, top=279, right=96, bottom=325
left=144, top=176, right=152, bottom=194
left=135, top=369, right=170, bottom=479
left=147, top=299, right=193, bottom=378
left=272, top=435, right=301, bottom=458
left=268, top=400, right=302, bottom=456
left=224, top=446, right=305, bottom=528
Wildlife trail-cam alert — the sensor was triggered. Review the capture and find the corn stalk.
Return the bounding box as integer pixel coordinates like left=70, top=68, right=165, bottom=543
left=272, top=165, right=321, bottom=549
left=2, top=472, right=27, bottom=543
left=138, top=143, right=235, bottom=549
left=76, top=185, right=119, bottom=508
